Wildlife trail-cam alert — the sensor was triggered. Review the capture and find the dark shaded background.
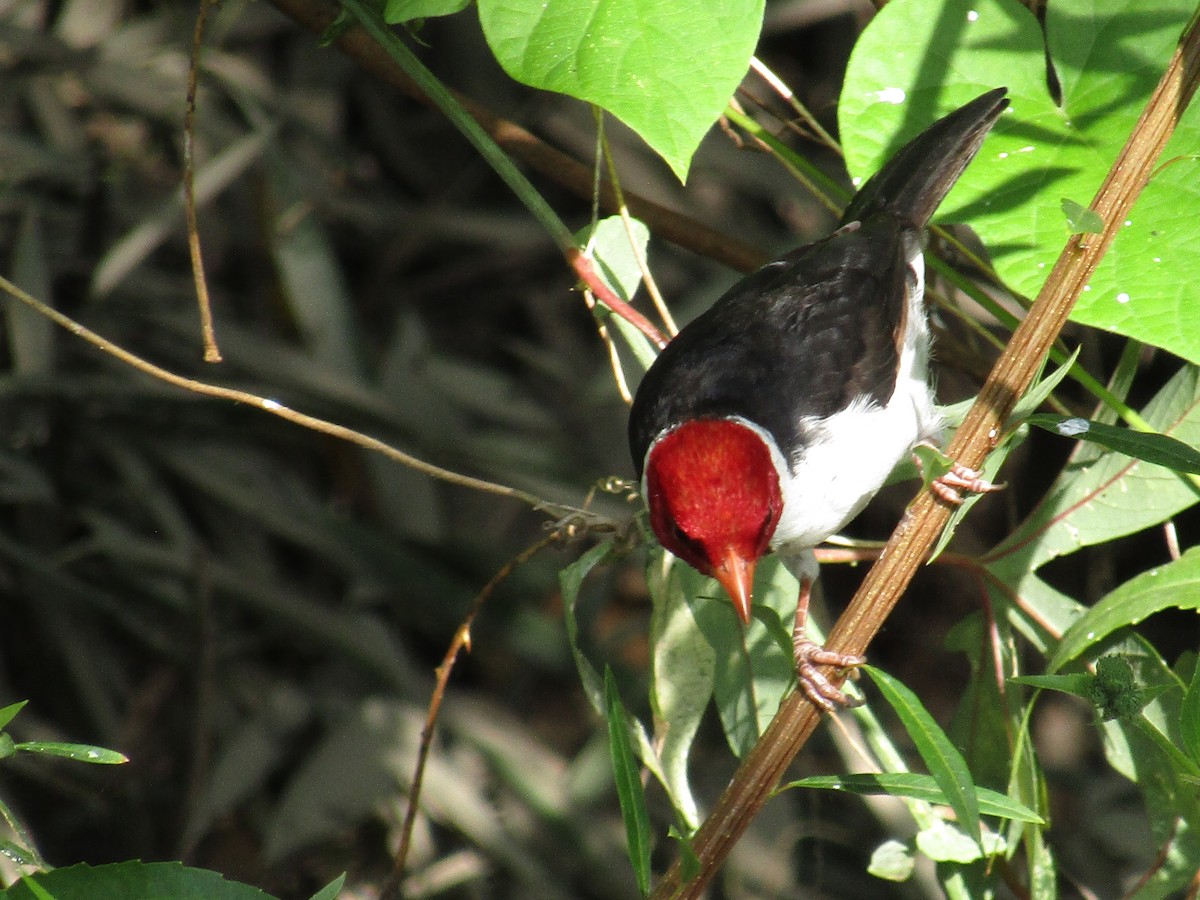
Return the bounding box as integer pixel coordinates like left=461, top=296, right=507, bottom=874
left=0, top=1, right=1193, bottom=897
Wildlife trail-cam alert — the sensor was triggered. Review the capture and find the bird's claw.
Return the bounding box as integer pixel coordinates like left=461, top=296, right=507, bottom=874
left=929, top=461, right=1004, bottom=506
left=794, top=637, right=865, bottom=711
left=911, top=444, right=1005, bottom=506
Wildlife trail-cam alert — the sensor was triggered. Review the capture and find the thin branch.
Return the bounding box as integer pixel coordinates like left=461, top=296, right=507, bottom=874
left=265, top=0, right=768, bottom=275
left=382, top=531, right=563, bottom=900
left=0, top=273, right=593, bottom=517
left=595, top=109, right=678, bottom=337
left=184, top=0, right=222, bottom=363
left=651, top=12, right=1200, bottom=896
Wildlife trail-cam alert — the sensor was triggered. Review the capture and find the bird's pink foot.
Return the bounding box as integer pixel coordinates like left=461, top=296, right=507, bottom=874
left=912, top=443, right=1004, bottom=506
left=793, top=636, right=865, bottom=711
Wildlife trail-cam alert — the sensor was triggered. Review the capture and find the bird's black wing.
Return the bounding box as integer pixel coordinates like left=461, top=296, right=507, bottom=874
left=629, top=218, right=910, bottom=475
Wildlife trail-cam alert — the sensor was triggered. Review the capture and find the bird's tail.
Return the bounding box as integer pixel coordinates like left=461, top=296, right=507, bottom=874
left=841, top=88, right=1008, bottom=230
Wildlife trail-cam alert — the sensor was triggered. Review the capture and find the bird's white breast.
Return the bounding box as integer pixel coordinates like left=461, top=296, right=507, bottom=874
left=772, top=236, right=939, bottom=553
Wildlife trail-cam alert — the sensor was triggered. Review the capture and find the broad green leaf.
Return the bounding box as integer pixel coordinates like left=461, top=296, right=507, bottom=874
left=385, top=0, right=471, bottom=23
left=1027, top=414, right=1200, bottom=474
left=605, top=668, right=652, bottom=895
left=0, top=701, right=27, bottom=731
left=14, top=742, right=127, bottom=765
left=781, top=773, right=1043, bottom=823
left=841, top=0, right=1200, bottom=365
left=1052, top=547, right=1200, bottom=670
left=863, top=666, right=983, bottom=849
left=989, top=364, right=1200, bottom=573
left=477, top=0, right=764, bottom=181
left=648, top=550, right=714, bottom=828
left=2, top=861, right=276, bottom=899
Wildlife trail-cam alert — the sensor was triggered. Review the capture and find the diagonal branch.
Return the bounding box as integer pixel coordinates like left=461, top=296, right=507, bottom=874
left=650, top=12, right=1200, bottom=898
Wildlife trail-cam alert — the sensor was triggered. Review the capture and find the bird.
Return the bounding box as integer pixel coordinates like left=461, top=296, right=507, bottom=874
left=628, top=88, right=1009, bottom=710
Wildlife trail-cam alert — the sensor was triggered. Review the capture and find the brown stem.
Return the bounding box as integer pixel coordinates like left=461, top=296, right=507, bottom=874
left=185, top=0, right=222, bottom=362
left=651, top=15, right=1200, bottom=898
left=264, top=0, right=769, bottom=275
left=383, top=532, right=562, bottom=900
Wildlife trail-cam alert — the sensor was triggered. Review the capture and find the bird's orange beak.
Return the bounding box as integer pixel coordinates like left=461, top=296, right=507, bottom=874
left=714, top=547, right=757, bottom=625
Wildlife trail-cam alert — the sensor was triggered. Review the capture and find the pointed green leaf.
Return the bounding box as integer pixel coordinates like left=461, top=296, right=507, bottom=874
left=1027, top=414, right=1200, bottom=474
left=1051, top=547, right=1200, bottom=670
left=0, top=701, right=28, bottom=731
left=781, top=772, right=1043, bottom=823
left=560, top=540, right=617, bottom=710
left=384, top=0, right=470, bottom=23
left=862, top=666, right=983, bottom=849
left=478, top=0, right=764, bottom=181
left=307, top=874, right=346, bottom=900
left=648, top=550, right=714, bottom=828
left=605, top=668, right=652, bottom=895
left=14, top=742, right=127, bottom=765
left=991, top=365, right=1200, bottom=572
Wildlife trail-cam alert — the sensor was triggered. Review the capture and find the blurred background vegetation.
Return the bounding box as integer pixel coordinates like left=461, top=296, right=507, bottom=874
left=0, top=0, right=1194, bottom=897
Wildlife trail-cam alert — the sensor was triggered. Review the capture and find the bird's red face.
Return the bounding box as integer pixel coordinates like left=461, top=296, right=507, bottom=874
left=644, top=419, right=783, bottom=623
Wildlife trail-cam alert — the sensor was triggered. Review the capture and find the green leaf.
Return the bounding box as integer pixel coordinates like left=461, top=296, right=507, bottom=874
left=841, top=0, right=1200, bottom=366
left=12, top=878, right=52, bottom=900
left=1060, top=198, right=1104, bottom=234
left=477, top=0, right=764, bottom=181
left=577, top=217, right=659, bottom=373
left=1051, top=547, right=1200, bottom=670
left=1027, top=413, right=1200, bottom=474
left=604, top=668, right=652, bottom=895
left=990, top=364, right=1200, bottom=572
left=384, top=0, right=471, bottom=23
left=915, top=819, right=1001, bottom=865
left=14, top=742, right=127, bottom=765
left=868, top=839, right=914, bottom=882
left=560, top=540, right=617, bottom=710
left=780, top=772, right=1043, bottom=823
left=862, top=666, right=983, bottom=850
left=687, top=556, right=797, bottom=757
left=2, top=861, right=277, bottom=899
left=1182, top=656, right=1200, bottom=764
left=0, top=700, right=28, bottom=731
left=648, top=550, right=714, bottom=829
left=307, top=875, right=346, bottom=900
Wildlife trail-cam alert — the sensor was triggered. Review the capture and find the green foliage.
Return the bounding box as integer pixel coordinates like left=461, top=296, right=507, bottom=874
left=842, top=0, right=1200, bottom=365
left=477, top=0, right=764, bottom=181
left=1, top=862, right=343, bottom=900
left=5, top=0, right=1200, bottom=896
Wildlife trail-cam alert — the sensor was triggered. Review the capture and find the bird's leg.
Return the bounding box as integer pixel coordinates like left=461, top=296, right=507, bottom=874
left=792, top=576, right=865, bottom=711
left=912, top=441, right=1005, bottom=506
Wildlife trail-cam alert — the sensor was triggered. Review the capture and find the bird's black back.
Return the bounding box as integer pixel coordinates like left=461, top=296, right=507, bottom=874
left=628, top=88, right=1009, bottom=477
left=629, top=219, right=908, bottom=475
